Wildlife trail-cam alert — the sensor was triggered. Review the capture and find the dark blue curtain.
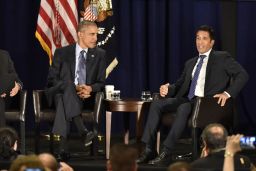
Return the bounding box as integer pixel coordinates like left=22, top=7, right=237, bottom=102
left=236, top=2, right=256, bottom=133
left=0, top=0, right=255, bottom=135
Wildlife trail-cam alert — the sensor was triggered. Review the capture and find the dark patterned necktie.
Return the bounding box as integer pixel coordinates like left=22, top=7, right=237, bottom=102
left=187, top=55, right=206, bottom=100
left=77, top=50, right=86, bottom=85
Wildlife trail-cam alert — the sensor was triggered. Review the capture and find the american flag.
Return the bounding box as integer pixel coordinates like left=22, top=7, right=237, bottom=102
left=35, top=0, right=78, bottom=64
left=83, top=5, right=98, bottom=21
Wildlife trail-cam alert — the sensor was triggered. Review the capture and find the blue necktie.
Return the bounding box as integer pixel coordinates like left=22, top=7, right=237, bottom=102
left=77, top=50, right=86, bottom=85
left=187, top=55, right=206, bottom=100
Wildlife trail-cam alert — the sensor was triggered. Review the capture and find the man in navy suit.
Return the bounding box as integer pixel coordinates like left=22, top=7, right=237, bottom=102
left=136, top=25, right=249, bottom=165
left=0, top=50, right=23, bottom=127
left=46, top=20, right=106, bottom=160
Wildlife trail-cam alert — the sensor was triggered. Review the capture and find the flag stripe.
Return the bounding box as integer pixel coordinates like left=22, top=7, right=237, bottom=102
left=59, top=0, right=78, bottom=30
left=37, top=15, right=56, bottom=53
left=36, top=0, right=78, bottom=64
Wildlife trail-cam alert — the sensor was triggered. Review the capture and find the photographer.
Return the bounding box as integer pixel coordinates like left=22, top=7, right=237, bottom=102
left=191, top=123, right=253, bottom=170
left=223, top=134, right=256, bottom=171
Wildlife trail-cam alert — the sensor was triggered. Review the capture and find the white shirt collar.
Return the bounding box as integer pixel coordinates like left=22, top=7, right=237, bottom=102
left=76, top=43, right=88, bottom=54
left=199, top=48, right=212, bottom=57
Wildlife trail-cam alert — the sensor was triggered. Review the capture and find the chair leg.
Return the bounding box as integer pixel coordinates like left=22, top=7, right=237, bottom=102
left=20, top=121, right=25, bottom=154
left=90, top=137, right=98, bottom=157
left=91, top=122, right=98, bottom=157
left=50, top=133, right=54, bottom=153
left=156, top=131, right=160, bottom=153
left=192, top=127, right=200, bottom=160
left=35, top=122, right=40, bottom=154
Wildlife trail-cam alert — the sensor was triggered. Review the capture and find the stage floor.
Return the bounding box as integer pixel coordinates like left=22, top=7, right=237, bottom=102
left=24, top=134, right=192, bottom=170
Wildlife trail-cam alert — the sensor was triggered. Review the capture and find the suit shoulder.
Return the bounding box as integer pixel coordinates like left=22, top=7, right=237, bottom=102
left=212, top=50, right=231, bottom=58
left=185, top=56, right=197, bottom=66
left=56, top=44, right=75, bottom=52
left=94, top=47, right=106, bottom=58
left=95, top=47, right=106, bottom=54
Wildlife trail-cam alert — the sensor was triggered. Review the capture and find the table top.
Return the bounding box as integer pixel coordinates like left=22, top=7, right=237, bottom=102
left=105, top=98, right=152, bottom=104
left=104, top=98, right=152, bottom=112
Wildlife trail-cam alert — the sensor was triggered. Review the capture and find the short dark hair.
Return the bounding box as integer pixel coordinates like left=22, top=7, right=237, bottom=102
left=110, top=143, right=138, bottom=171
left=77, top=20, right=97, bottom=32
left=201, top=123, right=228, bottom=151
left=0, top=127, right=19, bottom=159
left=196, top=25, right=215, bottom=40
left=0, top=127, right=18, bottom=147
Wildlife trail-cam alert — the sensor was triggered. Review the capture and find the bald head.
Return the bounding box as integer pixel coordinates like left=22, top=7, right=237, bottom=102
left=38, top=153, right=58, bottom=171
left=201, top=123, right=228, bottom=151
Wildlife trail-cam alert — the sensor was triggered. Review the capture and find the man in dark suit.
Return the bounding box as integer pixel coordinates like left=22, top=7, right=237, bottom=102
left=136, top=25, right=249, bottom=165
left=0, top=50, right=23, bottom=127
left=46, top=20, right=106, bottom=160
left=191, top=123, right=254, bottom=170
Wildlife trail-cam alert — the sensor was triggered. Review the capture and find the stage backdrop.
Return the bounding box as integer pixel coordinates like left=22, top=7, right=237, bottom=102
left=0, top=0, right=255, bottom=136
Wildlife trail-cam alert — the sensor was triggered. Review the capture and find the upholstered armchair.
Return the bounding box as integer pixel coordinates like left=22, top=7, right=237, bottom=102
left=5, top=90, right=27, bottom=154
left=32, top=90, right=104, bottom=156
left=154, top=94, right=234, bottom=159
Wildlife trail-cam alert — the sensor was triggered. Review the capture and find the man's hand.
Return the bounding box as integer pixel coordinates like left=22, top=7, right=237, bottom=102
left=10, top=81, right=20, bottom=97
left=76, top=84, right=92, bottom=99
left=59, top=162, right=74, bottom=171
left=225, top=134, right=243, bottom=155
left=200, top=145, right=210, bottom=158
left=159, top=83, right=169, bottom=97
left=1, top=93, right=6, bottom=98
left=213, top=92, right=230, bottom=107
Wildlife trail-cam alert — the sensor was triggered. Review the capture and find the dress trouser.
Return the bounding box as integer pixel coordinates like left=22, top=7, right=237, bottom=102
left=141, top=97, right=192, bottom=150
left=52, top=83, right=86, bottom=138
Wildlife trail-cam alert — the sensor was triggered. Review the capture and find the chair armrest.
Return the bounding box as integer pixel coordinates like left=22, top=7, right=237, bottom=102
left=19, top=90, right=27, bottom=122
left=152, top=93, right=166, bottom=100
left=191, top=97, right=234, bottom=129
left=33, top=90, right=45, bottom=123
left=93, top=92, right=104, bottom=123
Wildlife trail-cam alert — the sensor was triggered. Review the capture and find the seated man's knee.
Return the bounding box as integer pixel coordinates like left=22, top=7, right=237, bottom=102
left=62, top=82, right=76, bottom=93
left=150, top=99, right=163, bottom=109
left=177, top=103, right=192, bottom=117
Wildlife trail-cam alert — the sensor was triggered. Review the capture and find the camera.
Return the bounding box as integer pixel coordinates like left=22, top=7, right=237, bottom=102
left=240, top=136, right=256, bottom=149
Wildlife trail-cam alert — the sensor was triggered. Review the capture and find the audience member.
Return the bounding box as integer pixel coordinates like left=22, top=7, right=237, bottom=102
left=167, top=161, right=191, bottom=171
left=38, top=153, right=73, bottom=171
left=9, top=154, right=45, bottom=171
left=0, top=127, right=19, bottom=160
left=38, top=153, right=58, bottom=171
left=223, top=134, right=256, bottom=171
left=191, top=123, right=253, bottom=170
left=107, top=143, right=138, bottom=171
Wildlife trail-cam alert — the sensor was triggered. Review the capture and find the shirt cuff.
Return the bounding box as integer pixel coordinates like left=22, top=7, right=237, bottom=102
left=224, top=91, right=231, bottom=98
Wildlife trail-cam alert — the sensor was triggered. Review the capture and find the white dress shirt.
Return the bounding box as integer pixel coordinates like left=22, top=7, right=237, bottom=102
left=191, top=49, right=211, bottom=97
left=191, top=49, right=230, bottom=97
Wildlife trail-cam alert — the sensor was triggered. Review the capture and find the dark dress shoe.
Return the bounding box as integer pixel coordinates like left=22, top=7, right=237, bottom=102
left=84, top=131, right=95, bottom=147
left=148, top=151, right=171, bottom=165
left=136, top=150, right=158, bottom=164
left=56, top=151, right=70, bottom=162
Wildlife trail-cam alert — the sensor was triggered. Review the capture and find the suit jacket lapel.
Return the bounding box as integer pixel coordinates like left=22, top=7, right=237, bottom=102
left=187, top=57, right=198, bottom=80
